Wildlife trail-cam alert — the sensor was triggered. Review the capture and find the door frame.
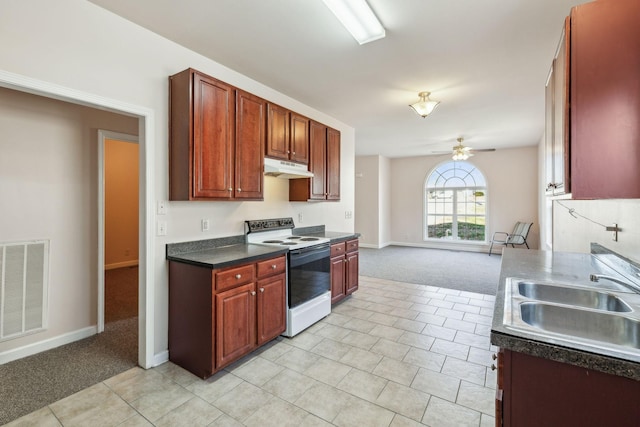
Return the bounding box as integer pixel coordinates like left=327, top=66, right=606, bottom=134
left=0, top=69, right=156, bottom=369
left=98, top=130, right=139, bottom=333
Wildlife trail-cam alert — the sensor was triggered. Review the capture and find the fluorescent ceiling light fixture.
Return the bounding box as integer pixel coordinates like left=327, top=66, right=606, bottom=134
left=322, top=0, right=385, bottom=45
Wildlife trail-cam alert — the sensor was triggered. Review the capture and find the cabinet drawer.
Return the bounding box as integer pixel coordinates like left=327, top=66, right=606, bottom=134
left=346, top=239, right=359, bottom=253
left=256, top=255, right=286, bottom=278
left=331, top=242, right=346, bottom=257
left=216, top=264, right=255, bottom=291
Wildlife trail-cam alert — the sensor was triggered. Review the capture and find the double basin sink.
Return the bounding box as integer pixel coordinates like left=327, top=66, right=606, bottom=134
left=503, top=278, right=640, bottom=361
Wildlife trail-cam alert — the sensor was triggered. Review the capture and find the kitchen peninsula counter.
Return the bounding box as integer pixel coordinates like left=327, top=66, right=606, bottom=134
left=491, top=248, right=640, bottom=381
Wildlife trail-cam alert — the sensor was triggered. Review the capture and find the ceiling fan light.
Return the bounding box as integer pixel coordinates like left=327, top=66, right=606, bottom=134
left=409, top=92, right=440, bottom=118
left=322, top=0, right=385, bottom=45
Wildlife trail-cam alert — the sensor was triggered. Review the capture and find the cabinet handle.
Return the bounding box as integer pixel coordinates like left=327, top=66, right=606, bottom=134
left=271, top=264, right=277, bottom=269
left=260, top=288, right=264, bottom=293
left=491, top=364, right=497, bottom=371
left=251, top=291, right=256, bottom=296
left=235, top=274, right=242, bottom=279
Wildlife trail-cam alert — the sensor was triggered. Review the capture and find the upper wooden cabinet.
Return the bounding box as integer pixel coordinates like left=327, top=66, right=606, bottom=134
left=266, top=103, right=309, bottom=164
left=545, top=17, right=570, bottom=197
left=289, top=121, right=340, bottom=201
left=169, top=68, right=264, bottom=201
left=546, top=0, right=640, bottom=200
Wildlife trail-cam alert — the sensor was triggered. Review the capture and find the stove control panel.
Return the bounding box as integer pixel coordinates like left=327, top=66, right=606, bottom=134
left=245, top=217, right=295, bottom=233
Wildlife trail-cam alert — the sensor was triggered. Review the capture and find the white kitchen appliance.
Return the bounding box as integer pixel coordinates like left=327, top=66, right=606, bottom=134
left=245, top=218, right=331, bottom=337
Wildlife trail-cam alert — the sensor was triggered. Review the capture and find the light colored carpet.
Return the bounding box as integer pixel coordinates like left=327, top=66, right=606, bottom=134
left=359, top=246, right=502, bottom=295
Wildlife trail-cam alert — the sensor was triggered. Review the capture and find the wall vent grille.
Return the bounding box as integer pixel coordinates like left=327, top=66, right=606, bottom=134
left=0, top=240, right=49, bottom=341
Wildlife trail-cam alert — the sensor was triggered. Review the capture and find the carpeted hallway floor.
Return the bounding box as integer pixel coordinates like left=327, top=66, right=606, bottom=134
left=0, top=267, right=138, bottom=425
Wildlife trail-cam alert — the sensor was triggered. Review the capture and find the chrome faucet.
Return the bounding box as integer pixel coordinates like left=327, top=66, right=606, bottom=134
left=589, top=274, right=640, bottom=294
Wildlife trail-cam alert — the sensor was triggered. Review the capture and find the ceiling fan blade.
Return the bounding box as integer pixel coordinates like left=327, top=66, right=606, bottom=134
left=471, top=148, right=496, bottom=152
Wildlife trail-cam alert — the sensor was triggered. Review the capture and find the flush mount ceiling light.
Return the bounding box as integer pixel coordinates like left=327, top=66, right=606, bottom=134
left=409, top=91, right=441, bottom=118
left=322, top=0, right=385, bottom=45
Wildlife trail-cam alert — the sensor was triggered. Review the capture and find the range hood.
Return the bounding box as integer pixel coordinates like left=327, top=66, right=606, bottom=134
left=264, top=157, right=313, bottom=179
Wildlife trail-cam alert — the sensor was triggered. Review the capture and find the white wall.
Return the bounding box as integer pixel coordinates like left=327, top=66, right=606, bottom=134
left=388, top=146, right=539, bottom=251
left=354, top=155, right=392, bottom=248
left=0, top=0, right=355, bottom=362
left=0, top=87, right=138, bottom=354
left=553, top=199, right=640, bottom=263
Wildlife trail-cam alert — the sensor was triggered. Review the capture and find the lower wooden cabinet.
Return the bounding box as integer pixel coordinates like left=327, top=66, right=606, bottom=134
left=496, top=348, right=640, bottom=426
left=168, top=254, right=286, bottom=378
left=330, top=238, right=359, bottom=304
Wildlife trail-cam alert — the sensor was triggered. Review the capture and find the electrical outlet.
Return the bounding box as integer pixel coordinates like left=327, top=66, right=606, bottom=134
left=157, top=221, right=167, bottom=236
left=298, top=213, right=303, bottom=223
left=345, top=211, right=353, bottom=219
left=157, top=200, right=167, bottom=215
left=202, top=219, right=210, bottom=231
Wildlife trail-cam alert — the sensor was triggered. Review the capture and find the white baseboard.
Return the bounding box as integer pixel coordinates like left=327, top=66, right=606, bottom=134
left=389, top=241, right=488, bottom=253
left=152, top=350, right=169, bottom=367
left=105, top=260, right=139, bottom=270
left=359, top=242, right=391, bottom=249
left=0, top=326, right=97, bottom=365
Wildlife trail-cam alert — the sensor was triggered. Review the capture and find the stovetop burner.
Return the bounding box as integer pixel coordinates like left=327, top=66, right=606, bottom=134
left=246, top=217, right=330, bottom=250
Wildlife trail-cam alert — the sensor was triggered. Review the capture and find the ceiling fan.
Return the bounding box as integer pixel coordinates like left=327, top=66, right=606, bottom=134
left=432, top=137, right=496, bottom=160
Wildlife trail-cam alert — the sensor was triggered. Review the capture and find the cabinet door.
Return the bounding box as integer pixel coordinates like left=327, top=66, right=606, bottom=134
left=290, top=113, right=310, bottom=164
left=326, top=127, right=341, bottom=201
left=309, top=121, right=327, bottom=200
left=235, top=90, right=265, bottom=200
left=192, top=73, right=235, bottom=199
left=330, top=255, right=346, bottom=304
left=571, top=0, right=640, bottom=198
left=552, top=20, right=569, bottom=195
left=266, top=103, right=290, bottom=161
left=215, top=283, right=256, bottom=369
left=345, top=251, right=359, bottom=295
left=257, top=274, right=286, bottom=345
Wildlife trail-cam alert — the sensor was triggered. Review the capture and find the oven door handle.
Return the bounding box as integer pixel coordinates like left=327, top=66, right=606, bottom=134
left=288, top=244, right=330, bottom=267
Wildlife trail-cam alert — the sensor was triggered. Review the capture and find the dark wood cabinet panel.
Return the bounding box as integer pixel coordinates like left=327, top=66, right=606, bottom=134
left=330, top=254, right=346, bottom=304
left=170, top=69, right=235, bottom=200
left=345, top=251, right=359, bottom=295
left=266, top=103, right=290, bottom=161
left=235, top=90, right=265, bottom=199
left=257, top=275, right=286, bottom=345
left=289, top=121, right=340, bottom=202
left=169, top=68, right=264, bottom=201
left=330, top=239, right=358, bottom=304
left=290, top=112, right=310, bottom=164
left=570, top=0, right=640, bottom=199
left=326, top=127, right=341, bottom=201
left=216, top=282, right=256, bottom=369
left=499, top=348, right=640, bottom=426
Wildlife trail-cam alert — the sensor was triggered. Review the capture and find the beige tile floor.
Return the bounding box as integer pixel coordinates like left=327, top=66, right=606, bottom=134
left=7, top=277, right=497, bottom=427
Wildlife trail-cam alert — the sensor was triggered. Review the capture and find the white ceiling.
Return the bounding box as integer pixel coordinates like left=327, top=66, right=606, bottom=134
left=89, top=0, right=585, bottom=158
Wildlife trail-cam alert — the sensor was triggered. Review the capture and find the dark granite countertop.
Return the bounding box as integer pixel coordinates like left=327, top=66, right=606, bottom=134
left=293, top=225, right=360, bottom=243
left=166, top=235, right=288, bottom=270
left=491, top=248, right=640, bottom=381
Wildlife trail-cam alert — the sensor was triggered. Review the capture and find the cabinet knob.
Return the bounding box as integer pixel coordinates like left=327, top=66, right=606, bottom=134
left=271, top=264, right=277, bottom=269
left=228, top=187, right=233, bottom=191
left=260, top=288, right=264, bottom=293
left=491, top=364, right=497, bottom=371
left=235, top=274, right=242, bottom=279
left=492, top=353, right=498, bottom=361
left=251, top=291, right=256, bottom=296
left=292, top=151, right=296, bottom=155
left=287, top=150, right=290, bottom=154
left=238, top=188, right=242, bottom=192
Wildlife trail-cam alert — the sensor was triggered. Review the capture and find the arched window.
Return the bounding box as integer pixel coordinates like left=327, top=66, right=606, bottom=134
left=424, top=161, right=487, bottom=242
